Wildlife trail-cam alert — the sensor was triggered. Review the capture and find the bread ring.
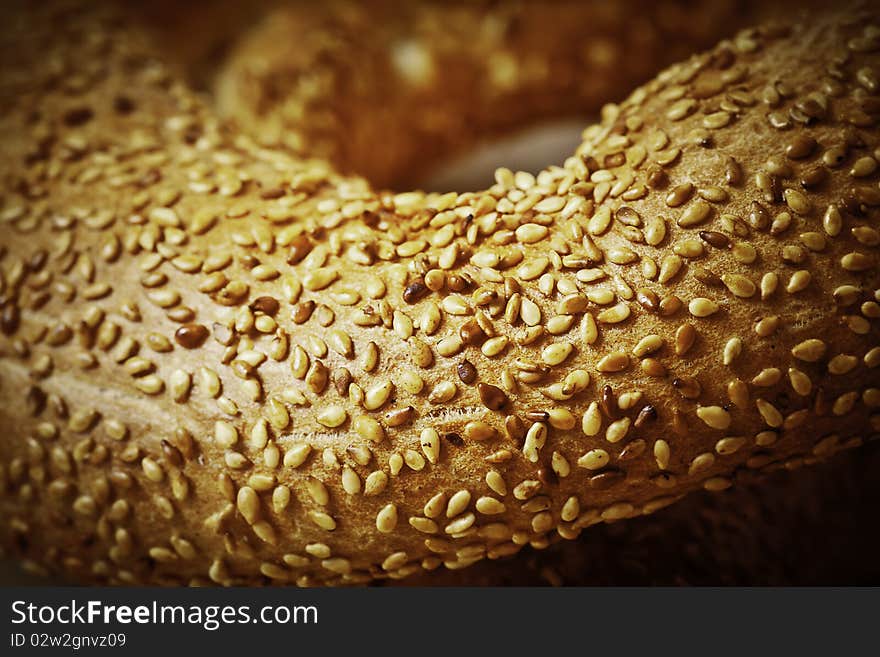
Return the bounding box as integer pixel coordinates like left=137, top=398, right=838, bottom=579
left=1, top=1, right=878, bottom=586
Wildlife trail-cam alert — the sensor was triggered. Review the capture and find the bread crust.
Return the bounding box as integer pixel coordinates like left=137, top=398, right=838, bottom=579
left=0, top=1, right=878, bottom=585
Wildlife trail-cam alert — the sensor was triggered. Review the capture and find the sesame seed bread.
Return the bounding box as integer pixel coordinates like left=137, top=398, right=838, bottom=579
left=1, top=0, right=879, bottom=586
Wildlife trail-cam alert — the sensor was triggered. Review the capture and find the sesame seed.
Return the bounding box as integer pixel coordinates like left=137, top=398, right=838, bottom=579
left=577, top=448, right=610, bottom=470
left=353, top=415, right=385, bottom=444
left=633, top=334, right=663, bottom=358
left=851, top=156, right=878, bottom=177
left=541, top=342, right=573, bottom=366
left=675, top=323, right=697, bottom=355
left=786, top=270, right=811, bottom=293
left=445, top=513, right=475, bottom=535
left=654, top=439, right=671, bottom=470
left=174, top=323, right=208, bottom=349
left=791, top=338, right=827, bottom=362
left=309, top=511, right=337, bottom=531
left=828, top=354, right=858, bottom=375
left=605, top=417, right=631, bottom=443
left=515, top=223, right=549, bottom=244
left=582, top=402, right=602, bottom=436
left=755, top=398, right=783, bottom=427
left=463, top=421, right=497, bottom=442
left=596, top=302, right=631, bottom=324
left=317, top=405, right=347, bottom=428
left=452, top=359, right=476, bottom=386
left=446, top=490, right=472, bottom=518
left=364, top=380, right=394, bottom=411
left=666, top=98, right=697, bottom=121
left=478, top=383, right=508, bottom=411
left=375, top=504, right=398, bottom=533
left=722, top=274, right=756, bottom=298
left=688, top=298, right=719, bottom=317
left=823, top=204, right=843, bottom=236
left=420, top=428, right=441, bottom=464
left=678, top=200, right=712, bottom=227
left=841, top=252, right=873, bottom=271
left=696, top=405, right=732, bottom=430
left=523, top=422, right=547, bottom=463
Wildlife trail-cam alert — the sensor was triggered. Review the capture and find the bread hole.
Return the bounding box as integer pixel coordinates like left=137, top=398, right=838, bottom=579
left=419, top=118, right=587, bottom=193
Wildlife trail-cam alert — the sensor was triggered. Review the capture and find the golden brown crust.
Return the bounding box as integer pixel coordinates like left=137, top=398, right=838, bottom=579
left=0, top=1, right=879, bottom=585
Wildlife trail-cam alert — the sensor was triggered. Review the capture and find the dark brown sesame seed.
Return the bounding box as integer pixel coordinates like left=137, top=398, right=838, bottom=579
left=786, top=135, right=816, bottom=159
left=444, top=432, right=464, bottom=447
left=174, top=323, right=209, bottom=349
left=0, top=303, right=20, bottom=335
left=251, top=296, right=280, bottom=316
left=292, top=300, right=315, bottom=324
left=601, top=385, right=619, bottom=419
left=504, top=415, right=525, bottom=442
left=240, top=254, right=260, bottom=270
left=286, top=234, right=313, bottom=265
left=646, top=165, right=668, bottom=189
left=161, top=439, right=183, bottom=467
left=537, top=467, right=558, bottom=487
left=385, top=406, right=414, bottom=427
left=525, top=409, right=550, bottom=422
left=699, top=230, right=730, bottom=249
left=634, top=404, right=658, bottom=429
left=478, top=383, right=508, bottom=411
left=604, top=152, right=626, bottom=168
left=582, top=155, right=600, bottom=171
left=403, top=278, right=430, bottom=304
left=457, top=360, right=477, bottom=385
left=800, top=166, right=827, bottom=188
left=615, top=206, right=641, bottom=226
left=796, top=98, right=825, bottom=119
left=725, top=157, right=743, bottom=186
left=459, top=319, right=487, bottom=346
left=504, top=277, right=521, bottom=297
left=748, top=201, right=770, bottom=230
left=636, top=288, right=659, bottom=313
left=259, top=187, right=286, bottom=200
left=659, top=294, right=683, bottom=317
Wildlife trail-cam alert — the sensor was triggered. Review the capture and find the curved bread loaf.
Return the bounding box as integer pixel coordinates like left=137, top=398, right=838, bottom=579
left=0, top=1, right=878, bottom=585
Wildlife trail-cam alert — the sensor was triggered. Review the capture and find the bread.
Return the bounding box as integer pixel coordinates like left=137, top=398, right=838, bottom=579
left=0, top=0, right=878, bottom=586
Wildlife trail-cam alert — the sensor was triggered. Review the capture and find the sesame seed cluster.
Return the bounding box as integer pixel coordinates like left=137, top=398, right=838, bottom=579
left=0, top=0, right=878, bottom=586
